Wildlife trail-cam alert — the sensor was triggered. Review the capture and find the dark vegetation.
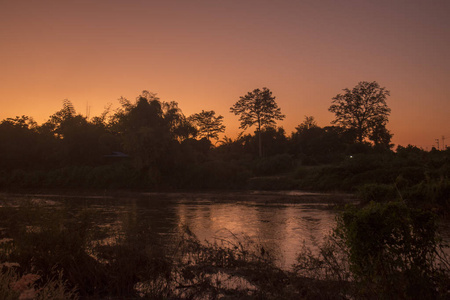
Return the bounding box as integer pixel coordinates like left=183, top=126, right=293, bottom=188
left=0, top=81, right=449, bottom=297
left=0, top=83, right=448, bottom=211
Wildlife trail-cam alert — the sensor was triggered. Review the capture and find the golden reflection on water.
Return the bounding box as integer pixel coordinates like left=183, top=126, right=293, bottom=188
left=3, top=193, right=450, bottom=268
left=176, top=202, right=336, bottom=268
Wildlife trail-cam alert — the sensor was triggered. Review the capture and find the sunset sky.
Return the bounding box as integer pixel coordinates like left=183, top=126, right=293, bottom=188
left=1, top=0, right=449, bottom=149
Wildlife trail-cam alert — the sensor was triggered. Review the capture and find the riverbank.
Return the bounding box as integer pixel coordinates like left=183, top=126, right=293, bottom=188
left=0, top=188, right=357, bottom=206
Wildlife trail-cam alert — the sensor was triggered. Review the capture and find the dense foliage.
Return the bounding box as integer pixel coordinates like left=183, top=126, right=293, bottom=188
left=0, top=87, right=448, bottom=212
left=295, top=201, right=450, bottom=299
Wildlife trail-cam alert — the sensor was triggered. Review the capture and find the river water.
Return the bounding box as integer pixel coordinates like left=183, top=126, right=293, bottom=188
left=173, top=194, right=339, bottom=268
left=1, top=191, right=448, bottom=269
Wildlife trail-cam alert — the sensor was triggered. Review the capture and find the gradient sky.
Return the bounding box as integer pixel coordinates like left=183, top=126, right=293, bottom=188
left=1, top=0, right=449, bottom=149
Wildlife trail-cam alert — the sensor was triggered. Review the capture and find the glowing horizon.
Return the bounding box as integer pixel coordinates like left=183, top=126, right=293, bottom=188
left=1, top=0, right=449, bottom=149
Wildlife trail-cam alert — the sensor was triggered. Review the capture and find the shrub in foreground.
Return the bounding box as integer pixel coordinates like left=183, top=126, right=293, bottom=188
left=357, top=183, right=397, bottom=203
left=296, top=201, right=450, bottom=299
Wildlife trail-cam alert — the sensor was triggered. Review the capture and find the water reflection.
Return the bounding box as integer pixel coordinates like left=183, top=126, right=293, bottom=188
left=6, top=192, right=449, bottom=268
left=0, top=192, right=344, bottom=268
left=175, top=200, right=337, bottom=268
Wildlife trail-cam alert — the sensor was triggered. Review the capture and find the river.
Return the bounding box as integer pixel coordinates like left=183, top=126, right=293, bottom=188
left=0, top=191, right=448, bottom=269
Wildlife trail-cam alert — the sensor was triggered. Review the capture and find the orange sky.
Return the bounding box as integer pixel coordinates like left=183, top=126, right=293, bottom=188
left=1, top=0, right=449, bottom=149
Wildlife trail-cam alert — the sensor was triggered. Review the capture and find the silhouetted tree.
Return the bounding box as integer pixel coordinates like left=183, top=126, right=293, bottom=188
left=171, top=117, right=198, bottom=142
left=214, top=135, right=252, bottom=161
left=162, top=101, right=197, bottom=141
left=40, top=100, right=112, bottom=165
left=189, top=110, right=225, bottom=141
left=295, top=116, right=318, bottom=132
left=230, top=87, right=285, bottom=157
left=369, top=123, right=393, bottom=150
left=1, top=115, right=37, bottom=129
left=0, top=116, right=40, bottom=169
left=113, top=92, right=170, bottom=171
left=291, top=116, right=322, bottom=157
left=259, top=126, right=288, bottom=156
left=42, top=99, right=76, bottom=138
left=329, top=81, right=391, bottom=144
left=291, top=119, right=349, bottom=164
left=60, top=115, right=109, bottom=165
left=91, top=103, right=112, bottom=126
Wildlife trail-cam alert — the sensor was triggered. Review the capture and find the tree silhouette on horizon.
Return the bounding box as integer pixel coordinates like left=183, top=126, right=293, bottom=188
left=230, top=87, right=285, bottom=157
left=189, top=110, right=225, bottom=142
left=329, top=81, right=391, bottom=145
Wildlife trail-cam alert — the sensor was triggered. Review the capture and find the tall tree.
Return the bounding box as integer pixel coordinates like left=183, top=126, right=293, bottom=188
left=113, top=91, right=169, bottom=170
left=230, top=87, right=285, bottom=157
left=189, top=110, right=225, bottom=141
left=329, top=81, right=391, bottom=144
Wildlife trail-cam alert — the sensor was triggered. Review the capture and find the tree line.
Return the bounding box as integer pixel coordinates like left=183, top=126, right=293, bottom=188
left=0, top=81, right=392, bottom=166
left=1, top=81, right=448, bottom=195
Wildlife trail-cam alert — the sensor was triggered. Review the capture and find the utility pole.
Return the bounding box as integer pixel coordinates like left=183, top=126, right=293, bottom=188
left=435, top=139, right=440, bottom=150
left=442, top=136, right=446, bottom=150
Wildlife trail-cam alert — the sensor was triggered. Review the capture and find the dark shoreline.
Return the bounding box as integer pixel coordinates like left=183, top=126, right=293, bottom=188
left=0, top=188, right=357, bottom=205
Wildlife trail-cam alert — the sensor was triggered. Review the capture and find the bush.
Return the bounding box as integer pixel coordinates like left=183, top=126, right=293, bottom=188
left=312, top=166, right=352, bottom=191
left=335, top=201, right=450, bottom=299
left=295, top=201, right=450, bottom=299
left=253, top=154, right=294, bottom=175
left=403, top=180, right=450, bottom=210
left=357, top=183, right=397, bottom=203
left=397, top=166, right=427, bottom=186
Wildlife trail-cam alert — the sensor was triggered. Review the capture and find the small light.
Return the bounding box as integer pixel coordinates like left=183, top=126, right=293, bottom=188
left=349, top=155, right=353, bottom=158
